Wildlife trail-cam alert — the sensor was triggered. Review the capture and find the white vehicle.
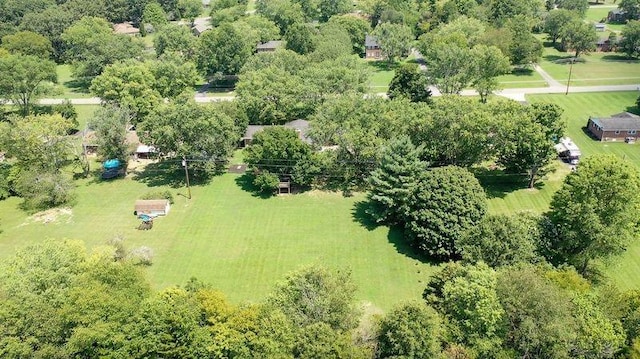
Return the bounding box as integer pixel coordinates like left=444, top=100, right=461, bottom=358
left=554, top=138, right=581, bottom=165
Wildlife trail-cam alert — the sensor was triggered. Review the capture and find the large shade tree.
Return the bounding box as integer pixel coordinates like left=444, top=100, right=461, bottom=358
left=0, top=53, right=56, bottom=115
left=545, top=154, right=640, bottom=274
left=404, top=166, right=487, bottom=259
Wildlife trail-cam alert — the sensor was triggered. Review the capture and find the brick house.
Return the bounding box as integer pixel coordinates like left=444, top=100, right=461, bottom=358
left=365, top=35, right=382, bottom=60
left=587, top=112, right=640, bottom=141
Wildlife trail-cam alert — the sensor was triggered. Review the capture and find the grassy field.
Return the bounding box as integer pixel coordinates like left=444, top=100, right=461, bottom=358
left=54, top=65, right=93, bottom=99
left=495, top=67, right=547, bottom=88
left=539, top=47, right=640, bottom=86
left=3, top=92, right=640, bottom=310
left=585, top=6, right=625, bottom=32
left=0, top=173, right=434, bottom=311
left=525, top=92, right=640, bottom=290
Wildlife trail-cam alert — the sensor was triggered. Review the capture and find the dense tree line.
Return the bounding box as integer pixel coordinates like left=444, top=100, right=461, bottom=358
left=3, top=232, right=640, bottom=358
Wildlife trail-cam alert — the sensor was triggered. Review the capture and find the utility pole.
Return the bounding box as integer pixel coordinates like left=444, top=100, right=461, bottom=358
left=182, top=157, right=191, bottom=199
left=565, top=57, right=575, bottom=95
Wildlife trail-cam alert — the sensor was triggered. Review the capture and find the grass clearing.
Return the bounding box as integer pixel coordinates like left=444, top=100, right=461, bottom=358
left=54, top=65, right=93, bottom=99
left=539, top=48, right=640, bottom=86
left=524, top=92, right=640, bottom=290
left=495, top=67, right=547, bottom=88
left=586, top=7, right=625, bottom=32
left=366, top=60, right=396, bottom=93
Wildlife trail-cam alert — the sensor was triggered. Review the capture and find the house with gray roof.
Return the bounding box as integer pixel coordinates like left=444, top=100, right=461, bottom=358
left=240, top=120, right=312, bottom=147
left=256, top=40, right=283, bottom=53
left=365, top=34, right=382, bottom=60
left=587, top=112, right=640, bottom=141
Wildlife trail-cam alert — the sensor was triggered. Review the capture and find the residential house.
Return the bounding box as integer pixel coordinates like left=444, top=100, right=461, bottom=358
left=608, top=8, right=626, bottom=22
left=113, top=22, right=140, bottom=36
left=192, top=17, right=212, bottom=36
left=239, top=120, right=312, bottom=147
left=365, top=35, right=382, bottom=60
left=256, top=40, right=283, bottom=53
left=587, top=112, right=640, bottom=141
left=596, top=38, right=613, bottom=52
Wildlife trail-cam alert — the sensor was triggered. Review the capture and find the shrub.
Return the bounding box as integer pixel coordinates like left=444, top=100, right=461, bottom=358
left=140, top=190, right=174, bottom=204
left=130, top=246, right=154, bottom=266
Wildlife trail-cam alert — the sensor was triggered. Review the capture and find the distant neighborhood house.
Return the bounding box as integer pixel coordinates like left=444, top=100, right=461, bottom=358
left=113, top=22, right=140, bottom=36
left=81, top=129, right=155, bottom=158
left=256, top=41, right=283, bottom=53
left=240, top=120, right=311, bottom=147
left=608, top=9, right=625, bottom=22
left=192, top=17, right=212, bottom=36
left=365, top=35, right=382, bottom=60
left=587, top=112, right=640, bottom=141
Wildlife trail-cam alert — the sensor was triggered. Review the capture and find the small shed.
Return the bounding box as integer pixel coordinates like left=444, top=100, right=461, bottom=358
left=595, top=23, right=606, bottom=32
left=192, top=17, right=212, bottom=36
left=135, top=200, right=170, bottom=216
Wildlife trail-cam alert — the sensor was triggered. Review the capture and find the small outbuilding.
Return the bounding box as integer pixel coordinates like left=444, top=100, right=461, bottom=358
left=594, top=23, right=606, bottom=32
left=587, top=112, right=640, bottom=142
left=113, top=22, right=140, bottom=36
left=608, top=9, right=626, bottom=22
left=134, top=200, right=170, bottom=217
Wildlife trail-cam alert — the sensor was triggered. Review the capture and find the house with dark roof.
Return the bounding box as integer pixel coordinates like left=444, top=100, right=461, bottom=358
left=256, top=40, right=283, bottom=53
left=608, top=8, right=627, bottom=22
left=239, top=120, right=312, bottom=147
left=365, top=35, right=382, bottom=60
left=587, top=112, right=640, bottom=141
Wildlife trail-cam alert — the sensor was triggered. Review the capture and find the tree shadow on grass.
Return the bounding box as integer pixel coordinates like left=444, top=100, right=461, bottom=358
left=543, top=54, right=574, bottom=63
left=234, top=173, right=275, bottom=199
left=600, top=54, right=640, bottom=62
left=351, top=200, right=380, bottom=231
left=473, top=168, right=530, bottom=199
left=510, top=68, right=536, bottom=77
left=366, top=60, right=398, bottom=72
left=63, top=78, right=92, bottom=94
left=387, top=227, right=435, bottom=263
left=132, top=161, right=213, bottom=188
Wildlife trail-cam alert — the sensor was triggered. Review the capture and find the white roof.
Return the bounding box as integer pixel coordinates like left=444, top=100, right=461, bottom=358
left=555, top=137, right=581, bottom=156
left=136, top=145, right=156, bottom=153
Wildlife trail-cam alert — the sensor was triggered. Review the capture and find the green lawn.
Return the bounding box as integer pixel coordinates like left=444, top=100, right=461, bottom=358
left=525, top=92, right=640, bottom=290
left=54, top=64, right=93, bottom=99
left=495, top=67, right=547, bottom=88
left=366, top=60, right=396, bottom=93
left=539, top=47, right=640, bottom=86
left=586, top=6, right=625, bottom=32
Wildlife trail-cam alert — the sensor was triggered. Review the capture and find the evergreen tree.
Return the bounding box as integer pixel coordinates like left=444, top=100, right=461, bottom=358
left=367, top=135, right=426, bottom=225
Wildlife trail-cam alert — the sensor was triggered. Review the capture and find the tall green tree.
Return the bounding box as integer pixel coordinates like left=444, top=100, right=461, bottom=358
left=178, top=0, right=203, bottom=22
left=545, top=154, right=640, bottom=274
left=139, top=97, right=238, bottom=174
left=327, top=15, right=370, bottom=56
left=372, top=22, right=414, bottom=63
left=507, top=16, right=543, bottom=65
left=470, top=44, right=511, bottom=103
left=284, top=22, right=317, bottom=55
left=560, top=18, right=597, bottom=57
left=153, top=24, right=197, bottom=57
left=377, top=302, right=442, bottom=358
left=318, top=0, right=351, bottom=22
left=149, top=53, right=199, bottom=98
left=245, top=126, right=318, bottom=189
left=544, top=9, right=578, bottom=45
left=18, top=6, right=73, bottom=61
left=268, top=266, right=359, bottom=331
left=387, top=62, right=432, bottom=102
left=256, top=0, right=305, bottom=34
left=366, top=135, right=426, bottom=225
left=620, top=0, right=640, bottom=22
left=61, top=17, right=143, bottom=78
left=1, top=30, right=52, bottom=58
left=404, top=166, right=487, bottom=259
left=196, top=22, right=255, bottom=75
left=496, top=266, right=577, bottom=358
left=620, top=20, right=640, bottom=58
left=460, top=213, right=540, bottom=267
left=90, top=60, right=161, bottom=123
left=89, top=104, right=132, bottom=162
left=557, top=0, right=589, bottom=17
left=420, top=32, right=475, bottom=94
left=142, top=1, right=168, bottom=30
left=0, top=53, right=56, bottom=116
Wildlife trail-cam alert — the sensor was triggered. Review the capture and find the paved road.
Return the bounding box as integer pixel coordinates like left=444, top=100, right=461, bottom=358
left=31, top=84, right=640, bottom=105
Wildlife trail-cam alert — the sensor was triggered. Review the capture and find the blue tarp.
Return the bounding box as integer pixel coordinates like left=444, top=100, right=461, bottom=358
left=103, top=159, right=121, bottom=169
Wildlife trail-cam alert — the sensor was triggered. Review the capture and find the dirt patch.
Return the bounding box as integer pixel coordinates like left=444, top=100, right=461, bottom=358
left=22, top=208, right=73, bottom=226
